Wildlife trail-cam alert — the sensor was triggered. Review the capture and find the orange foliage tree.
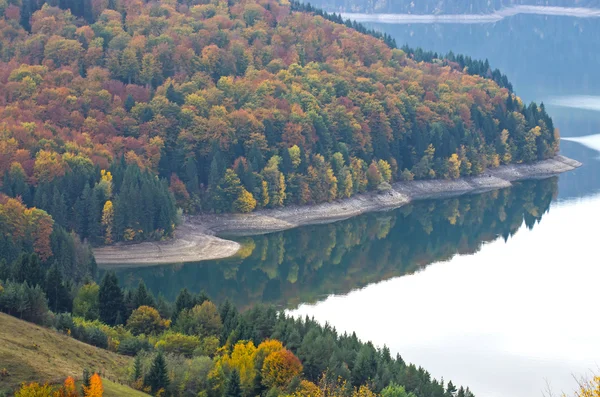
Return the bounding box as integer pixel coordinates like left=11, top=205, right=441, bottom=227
left=83, top=373, right=103, bottom=397
left=261, top=348, right=303, bottom=388
left=54, top=376, right=79, bottom=397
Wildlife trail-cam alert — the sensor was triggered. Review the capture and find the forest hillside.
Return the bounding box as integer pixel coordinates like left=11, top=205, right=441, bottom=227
left=0, top=0, right=558, bottom=264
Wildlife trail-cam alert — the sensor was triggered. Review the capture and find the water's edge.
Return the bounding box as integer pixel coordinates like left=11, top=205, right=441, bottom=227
left=340, top=5, right=600, bottom=24
left=94, top=155, right=581, bottom=267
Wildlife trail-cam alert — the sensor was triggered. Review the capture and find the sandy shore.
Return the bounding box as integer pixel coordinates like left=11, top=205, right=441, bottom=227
left=95, top=155, right=581, bottom=267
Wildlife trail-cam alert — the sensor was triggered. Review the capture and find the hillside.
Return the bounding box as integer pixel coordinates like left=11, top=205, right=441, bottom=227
left=0, top=0, right=558, bottom=272
left=0, top=312, right=136, bottom=394
left=308, top=0, right=600, bottom=15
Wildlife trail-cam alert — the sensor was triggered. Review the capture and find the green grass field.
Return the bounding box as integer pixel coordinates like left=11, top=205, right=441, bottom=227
left=0, top=313, right=148, bottom=396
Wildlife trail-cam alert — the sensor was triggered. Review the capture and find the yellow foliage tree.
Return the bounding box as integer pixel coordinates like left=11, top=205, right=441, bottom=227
left=15, top=382, right=54, bottom=397
left=233, top=188, right=257, bottom=213
left=101, top=200, right=114, bottom=244
left=33, top=150, right=66, bottom=184
left=288, top=145, right=302, bottom=170
left=285, top=380, right=322, bottom=397
left=316, top=376, right=377, bottom=397
left=447, top=154, right=461, bottom=180
left=377, top=159, right=392, bottom=182
left=571, top=375, right=600, bottom=397
left=254, top=339, right=284, bottom=373
left=98, top=170, right=113, bottom=197
left=212, top=340, right=257, bottom=395
left=354, top=385, right=378, bottom=397
left=127, top=305, right=168, bottom=336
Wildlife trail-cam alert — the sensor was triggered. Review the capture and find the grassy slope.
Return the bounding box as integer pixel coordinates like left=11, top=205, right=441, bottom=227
left=100, top=379, right=150, bottom=397
left=0, top=312, right=145, bottom=395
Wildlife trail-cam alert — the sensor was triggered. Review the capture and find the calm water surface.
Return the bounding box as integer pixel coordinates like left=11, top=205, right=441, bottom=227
left=112, top=13, right=600, bottom=397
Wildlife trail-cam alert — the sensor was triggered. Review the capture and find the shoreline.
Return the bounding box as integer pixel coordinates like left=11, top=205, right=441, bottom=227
left=339, top=5, right=600, bottom=24
left=94, top=155, right=581, bottom=267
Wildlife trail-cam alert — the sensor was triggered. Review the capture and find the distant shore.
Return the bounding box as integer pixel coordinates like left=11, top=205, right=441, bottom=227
left=340, top=5, right=600, bottom=24
left=94, top=155, right=581, bottom=267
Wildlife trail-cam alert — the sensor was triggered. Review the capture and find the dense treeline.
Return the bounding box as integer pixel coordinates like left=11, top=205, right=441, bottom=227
left=0, top=272, right=475, bottom=397
left=0, top=194, right=96, bottom=281
left=290, top=1, right=398, bottom=48
left=116, top=178, right=557, bottom=308
left=1, top=154, right=177, bottom=246
left=0, top=0, right=558, bottom=243
left=305, top=0, right=600, bottom=15
left=290, top=1, right=514, bottom=91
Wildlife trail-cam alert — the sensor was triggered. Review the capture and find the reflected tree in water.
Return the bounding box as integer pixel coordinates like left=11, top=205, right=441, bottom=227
left=113, top=178, right=558, bottom=309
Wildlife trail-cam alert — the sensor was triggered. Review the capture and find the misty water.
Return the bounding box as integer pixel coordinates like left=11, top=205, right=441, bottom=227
left=112, top=13, right=600, bottom=397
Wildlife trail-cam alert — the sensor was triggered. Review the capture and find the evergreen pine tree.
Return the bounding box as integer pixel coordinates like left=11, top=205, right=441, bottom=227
left=82, top=368, right=91, bottom=396
left=172, top=288, right=194, bottom=322
left=98, top=272, right=124, bottom=326
left=0, top=259, right=9, bottom=280
left=45, top=264, right=72, bottom=313
left=166, top=84, right=184, bottom=105
left=87, top=186, right=103, bottom=245
left=225, top=369, right=242, bottom=397
left=219, top=299, right=239, bottom=344
left=184, top=157, right=199, bottom=193
left=446, top=381, right=457, bottom=396
left=145, top=352, right=169, bottom=396
left=14, top=254, right=44, bottom=287
left=133, top=354, right=142, bottom=382
left=133, top=280, right=155, bottom=309
left=74, top=183, right=91, bottom=238
left=124, top=94, right=136, bottom=112
left=50, top=187, right=67, bottom=227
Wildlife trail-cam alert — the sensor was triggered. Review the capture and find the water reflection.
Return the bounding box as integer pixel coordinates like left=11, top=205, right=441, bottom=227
left=115, top=178, right=558, bottom=309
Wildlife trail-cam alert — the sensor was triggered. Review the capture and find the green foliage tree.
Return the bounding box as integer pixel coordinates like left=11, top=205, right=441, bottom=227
left=175, top=301, right=223, bottom=338
left=73, top=282, right=100, bottom=320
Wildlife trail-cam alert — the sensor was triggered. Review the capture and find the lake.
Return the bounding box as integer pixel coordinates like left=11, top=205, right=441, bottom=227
left=111, top=12, right=600, bottom=397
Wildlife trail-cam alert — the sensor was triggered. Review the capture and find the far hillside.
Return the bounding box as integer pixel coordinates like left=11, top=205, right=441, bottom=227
left=308, top=0, right=600, bottom=14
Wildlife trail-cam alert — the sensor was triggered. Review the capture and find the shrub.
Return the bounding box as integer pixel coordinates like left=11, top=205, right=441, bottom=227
left=85, top=326, right=109, bottom=348
left=119, top=336, right=152, bottom=356
left=54, top=312, right=75, bottom=333
left=155, top=332, right=200, bottom=357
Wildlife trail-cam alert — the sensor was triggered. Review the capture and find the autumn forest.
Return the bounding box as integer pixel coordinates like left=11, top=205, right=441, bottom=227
left=0, top=0, right=565, bottom=395
left=0, top=0, right=559, bottom=259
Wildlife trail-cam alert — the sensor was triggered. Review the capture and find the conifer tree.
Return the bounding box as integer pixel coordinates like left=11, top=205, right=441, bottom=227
left=219, top=299, right=239, bottom=344
left=172, top=288, right=194, bottom=322
left=133, top=280, right=155, bottom=309
left=133, top=354, right=143, bottom=382
left=226, top=369, right=243, bottom=397
left=45, top=264, right=72, bottom=313
left=81, top=368, right=91, bottom=396
left=145, top=352, right=170, bottom=396
left=98, top=272, right=124, bottom=325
